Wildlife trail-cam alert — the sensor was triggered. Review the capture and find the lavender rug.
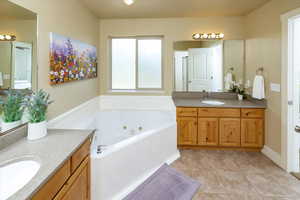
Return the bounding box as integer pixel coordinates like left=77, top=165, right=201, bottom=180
left=123, top=164, right=200, bottom=200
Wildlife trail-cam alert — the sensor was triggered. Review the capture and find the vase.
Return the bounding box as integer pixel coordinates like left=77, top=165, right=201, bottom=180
left=1, top=120, right=22, bottom=132
left=27, top=120, right=47, bottom=140
left=238, top=94, right=243, bottom=101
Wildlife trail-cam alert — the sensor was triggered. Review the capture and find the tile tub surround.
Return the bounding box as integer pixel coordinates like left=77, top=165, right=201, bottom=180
left=172, top=92, right=267, bottom=108
left=172, top=150, right=300, bottom=200
left=0, top=129, right=94, bottom=200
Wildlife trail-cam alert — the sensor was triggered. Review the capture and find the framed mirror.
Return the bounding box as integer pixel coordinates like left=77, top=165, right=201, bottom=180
left=173, top=40, right=245, bottom=92
left=0, top=0, right=37, bottom=133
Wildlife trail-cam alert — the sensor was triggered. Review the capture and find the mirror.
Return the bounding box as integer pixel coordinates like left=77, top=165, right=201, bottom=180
left=0, top=0, right=37, bottom=133
left=173, top=40, right=245, bottom=92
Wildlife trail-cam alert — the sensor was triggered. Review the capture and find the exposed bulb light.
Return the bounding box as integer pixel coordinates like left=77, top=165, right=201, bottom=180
left=0, top=34, right=16, bottom=41
left=202, top=33, right=208, bottom=39
left=124, top=0, right=135, bottom=5
left=192, top=33, right=201, bottom=39
left=219, top=33, right=225, bottom=39
left=211, top=33, right=216, bottom=39
left=192, top=33, right=225, bottom=40
left=5, top=35, right=11, bottom=40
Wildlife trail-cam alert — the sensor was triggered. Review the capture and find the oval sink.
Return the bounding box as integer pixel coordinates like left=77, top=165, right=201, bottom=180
left=0, top=160, right=40, bottom=200
left=202, top=100, right=225, bottom=105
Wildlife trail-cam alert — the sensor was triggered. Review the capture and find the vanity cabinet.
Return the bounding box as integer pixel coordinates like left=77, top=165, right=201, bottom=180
left=32, top=138, right=91, bottom=200
left=177, top=107, right=265, bottom=150
left=197, top=118, right=219, bottom=146
left=177, top=117, right=198, bottom=145
left=219, top=118, right=241, bottom=147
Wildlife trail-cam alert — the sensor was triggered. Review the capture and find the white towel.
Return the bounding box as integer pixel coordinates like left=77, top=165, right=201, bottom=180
left=0, top=72, right=3, bottom=87
left=224, top=72, right=233, bottom=91
left=252, top=75, right=265, bottom=99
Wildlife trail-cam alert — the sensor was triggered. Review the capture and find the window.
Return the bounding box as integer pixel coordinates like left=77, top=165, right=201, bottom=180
left=111, top=37, right=163, bottom=90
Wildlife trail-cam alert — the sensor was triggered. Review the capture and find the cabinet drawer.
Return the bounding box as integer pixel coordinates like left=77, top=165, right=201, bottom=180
left=241, top=109, right=264, bottom=118
left=71, top=138, right=91, bottom=173
left=198, top=108, right=240, bottom=118
left=32, top=160, right=71, bottom=200
left=177, top=107, right=198, bottom=117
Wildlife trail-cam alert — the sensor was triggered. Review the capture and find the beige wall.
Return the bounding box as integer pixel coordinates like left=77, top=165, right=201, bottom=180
left=245, top=0, right=300, bottom=154
left=99, top=17, right=246, bottom=95
left=0, top=19, right=37, bottom=89
left=9, top=0, right=99, bottom=120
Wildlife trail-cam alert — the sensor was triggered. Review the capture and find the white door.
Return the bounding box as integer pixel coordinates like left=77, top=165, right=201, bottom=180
left=174, top=51, right=188, bottom=91
left=188, top=48, right=212, bottom=92
left=288, top=16, right=300, bottom=172
left=12, top=42, right=32, bottom=89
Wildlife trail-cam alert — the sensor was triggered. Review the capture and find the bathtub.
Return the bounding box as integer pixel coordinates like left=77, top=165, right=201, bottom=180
left=91, top=110, right=179, bottom=200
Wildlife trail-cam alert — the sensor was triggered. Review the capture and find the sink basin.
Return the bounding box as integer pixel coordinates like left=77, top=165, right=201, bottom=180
left=202, top=100, right=225, bottom=105
left=0, top=160, right=40, bottom=200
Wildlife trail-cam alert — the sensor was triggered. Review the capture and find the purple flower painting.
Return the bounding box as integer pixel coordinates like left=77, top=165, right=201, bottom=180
left=49, top=33, right=97, bottom=85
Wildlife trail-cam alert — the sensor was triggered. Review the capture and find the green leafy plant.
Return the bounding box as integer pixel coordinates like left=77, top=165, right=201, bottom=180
left=24, top=90, right=53, bottom=123
left=230, top=82, right=245, bottom=96
left=0, top=90, right=25, bottom=123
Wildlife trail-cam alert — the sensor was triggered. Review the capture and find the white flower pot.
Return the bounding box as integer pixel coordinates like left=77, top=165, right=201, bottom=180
left=1, top=120, right=22, bottom=132
left=238, top=94, right=244, bottom=101
left=27, top=121, right=47, bottom=140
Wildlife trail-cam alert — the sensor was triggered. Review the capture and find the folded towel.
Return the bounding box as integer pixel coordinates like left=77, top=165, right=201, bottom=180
left=0, top=72, right=3, bottom=87
left=252, top=75, right=265, bottom=99
left=224, top=72, right=233, bottom=91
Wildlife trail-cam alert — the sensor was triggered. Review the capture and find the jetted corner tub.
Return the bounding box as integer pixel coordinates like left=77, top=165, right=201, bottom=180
left=91, top=110, right=179, bottom=200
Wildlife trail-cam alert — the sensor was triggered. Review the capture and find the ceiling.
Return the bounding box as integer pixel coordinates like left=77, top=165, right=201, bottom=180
left=82, top=0, right=270, bottom=19
left=0, top=0, right=36, bottom=20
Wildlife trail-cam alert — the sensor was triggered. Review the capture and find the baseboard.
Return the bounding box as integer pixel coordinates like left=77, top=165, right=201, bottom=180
left=112, top=151, right=181, bottom=200
left=261, top=145, right=284, bottom=169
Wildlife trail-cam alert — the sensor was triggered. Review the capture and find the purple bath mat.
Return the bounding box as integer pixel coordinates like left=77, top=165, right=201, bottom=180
left=123, top=164, right=200, bottom=200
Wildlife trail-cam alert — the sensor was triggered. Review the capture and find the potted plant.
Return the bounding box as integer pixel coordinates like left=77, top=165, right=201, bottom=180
left=230, top=82, right=245, bottom=101
left=24, top=90, right=53, bottom=140
left=0, top=90, right=25, bottom=132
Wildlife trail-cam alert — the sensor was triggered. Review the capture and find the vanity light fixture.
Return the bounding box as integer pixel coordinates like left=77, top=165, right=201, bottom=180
left=0, top=34, right=16, bottom=41
left=124, top=0, right=135, bottom=5
left=192, top=33, right=224, bottom=40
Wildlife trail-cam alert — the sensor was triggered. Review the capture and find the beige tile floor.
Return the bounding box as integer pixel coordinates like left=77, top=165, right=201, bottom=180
left=171, top=150, right=300, bottom=200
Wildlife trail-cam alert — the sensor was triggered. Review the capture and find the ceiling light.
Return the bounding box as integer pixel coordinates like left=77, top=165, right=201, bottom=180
left=0, top=35, right=4, bottom=40
left=124, top=0, right=135, bottom=5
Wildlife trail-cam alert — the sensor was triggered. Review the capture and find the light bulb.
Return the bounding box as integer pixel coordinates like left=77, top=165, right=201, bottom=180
left=211, top=33, right=216, bottom=39
left=0, top=35, right=4, bottom=40
left=203, top=33, right=208, bottom=39
left=219, top=33, right=224, bottom=38
left=124, top=0, right=135, bottom=5
left=5, top=35, right=12, bottom=40
left=193, top=33, right=200, bottom=39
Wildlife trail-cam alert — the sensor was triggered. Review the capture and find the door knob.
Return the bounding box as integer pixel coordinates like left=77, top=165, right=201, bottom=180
left=295, top=126, right=300, bottom=133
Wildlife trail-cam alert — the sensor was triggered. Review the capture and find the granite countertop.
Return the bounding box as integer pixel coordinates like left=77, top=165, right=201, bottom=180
left=0, top=129, right=94, bottom=200
left=173, top=98, right=267, bottom=108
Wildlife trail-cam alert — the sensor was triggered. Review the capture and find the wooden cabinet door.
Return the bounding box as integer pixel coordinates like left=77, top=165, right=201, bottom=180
left=54, top=157, right=90, bottom=200
left=198, top=118, right=219, bottom=146
left=241, top=119, right=264, bottom=148
left=177, top=117, right=197, bottom=145
left=219, top=118, right=241, bottom=147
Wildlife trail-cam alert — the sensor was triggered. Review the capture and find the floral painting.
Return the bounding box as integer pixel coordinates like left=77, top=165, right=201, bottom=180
left=49, top=33, right=97, bottom=85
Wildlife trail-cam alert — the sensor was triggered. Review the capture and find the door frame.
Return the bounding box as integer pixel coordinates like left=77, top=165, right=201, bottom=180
left=281, top=8, right=300, bottom=172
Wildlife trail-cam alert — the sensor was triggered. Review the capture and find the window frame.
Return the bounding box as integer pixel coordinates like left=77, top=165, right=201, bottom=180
left=109, top=36, right=164, bottom=92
